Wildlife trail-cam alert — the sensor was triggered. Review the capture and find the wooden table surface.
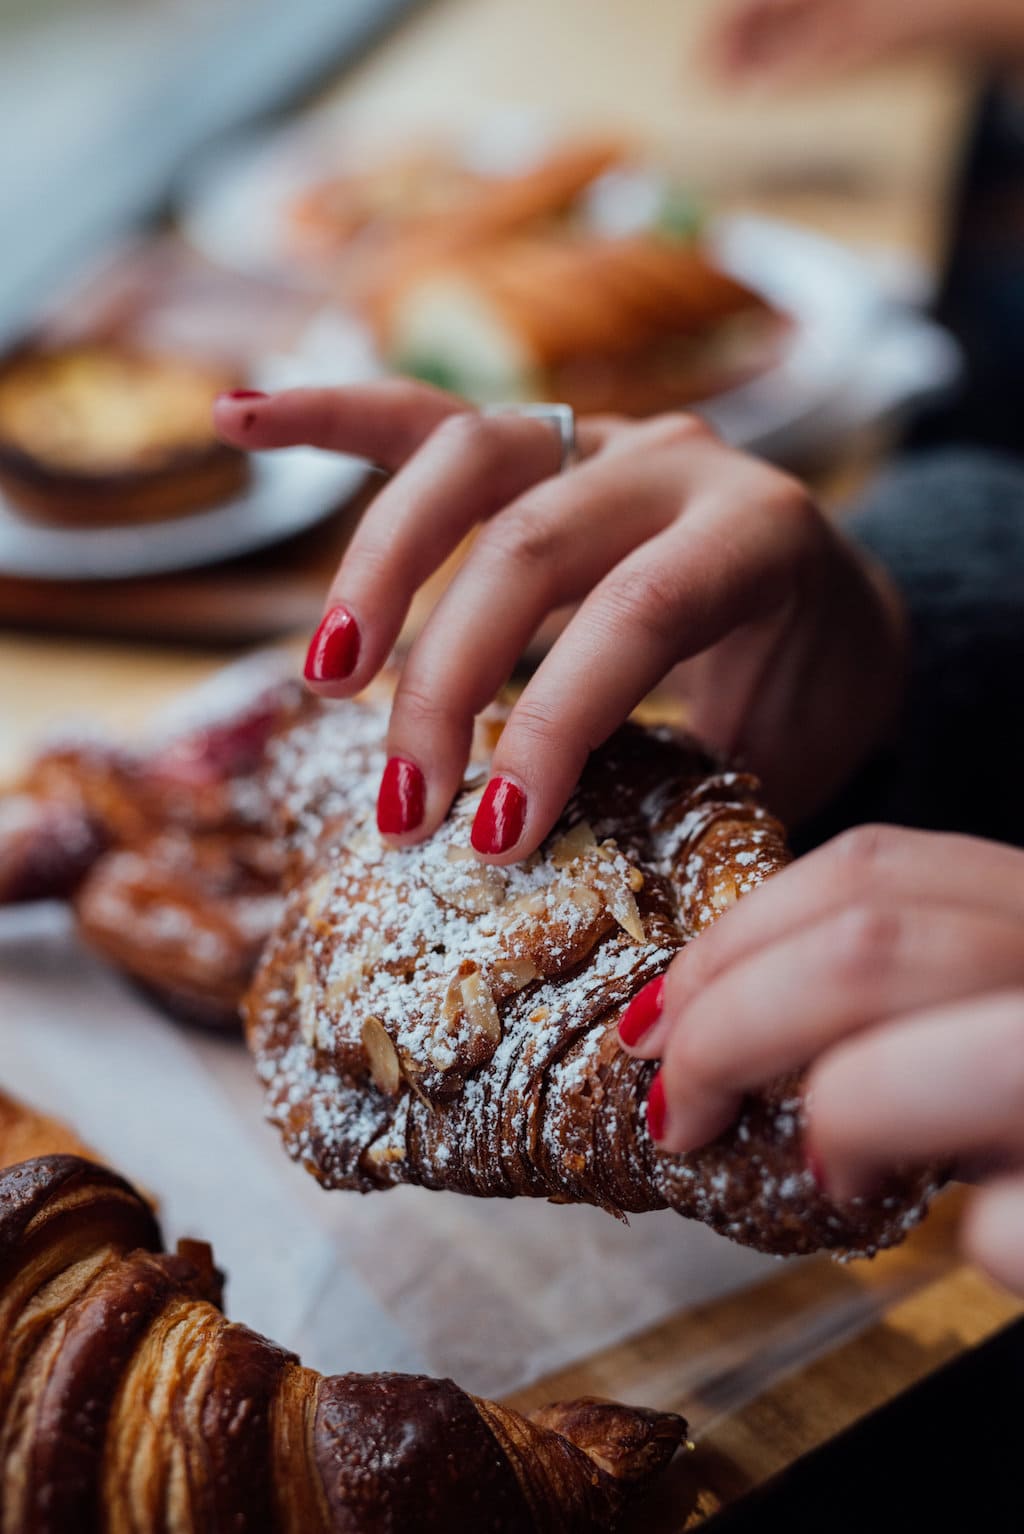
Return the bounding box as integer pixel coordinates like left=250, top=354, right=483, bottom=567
left=2, top=2, right=1015, bottom=1528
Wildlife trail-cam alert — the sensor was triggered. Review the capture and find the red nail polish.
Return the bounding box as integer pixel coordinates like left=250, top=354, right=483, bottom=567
left=219, top=389, right=268, bottom=400
left=377, top=757, right=425, bottom=835
left=304, top=606, right=360, bottom=684
left=619, top=974, right=667, bottom=1047
left=646, top=1071, right=667, bottom=1143
left=471, top=776, right=526, bottom=855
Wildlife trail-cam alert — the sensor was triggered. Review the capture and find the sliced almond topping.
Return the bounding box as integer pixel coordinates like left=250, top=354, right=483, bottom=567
left=493, top=956, right=539, bottom=993
left=304, top=874, right=333, bottom=926
left=509, top=890, right=549, bottom=919
left=459, top=966, right=502, bottom=1047
left=529, top=1005, right=550, bottom=1023
left=608, top=884, right=646, bottom=944
left=294, top=960, right=318, bottom=1047
left=362, top=1015, right=401, bottom=1095
left=441, top=966, right=466, bottom=1023
left=628, top=866, right=645, bottom=893
left=365, top=1142, right=405, bottom=1168
left=551, top=820, right=597, bottom=868
left=567, top=884, right=603, bottom=918
left=441, top=842, right=507, bottom=911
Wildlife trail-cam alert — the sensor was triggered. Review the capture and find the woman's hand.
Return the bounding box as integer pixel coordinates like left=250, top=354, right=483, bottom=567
left=214, top=381, right=905, bottom=859
left=709, top=0, right=1024, bottom=87
left=619, top=826, right=1024, bottom=1294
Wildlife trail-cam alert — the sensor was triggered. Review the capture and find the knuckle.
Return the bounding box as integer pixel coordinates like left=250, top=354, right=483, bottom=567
left=505, top=694, right=563, bottom=753
left=392, top=676, right=455, bottom=735
left=760, top=476, right=820, bottom=537
left=664, top=1017, right=721, bottom=1094
left=829, top=824, right=900, bottom=887
left=480, top=499, right=559, bottom=571
left=636, top=411, right=716, bottom=451
left=598, top=562, right=683, bottom=648
left=832, top=902, right=904, bottom=980
left=429, top=409, right=493, bottom=460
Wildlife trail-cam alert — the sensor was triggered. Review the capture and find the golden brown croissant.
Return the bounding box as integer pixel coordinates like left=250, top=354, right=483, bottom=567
left=0, top=1088, right=97, bottom=1167
left=0, top=665, right=307, bottom=1028
left=0, top=1135, right=686, bottom=1531
left=247, top=700, right=938, bottom=1259
left=287, top=139, right=623, bottom=288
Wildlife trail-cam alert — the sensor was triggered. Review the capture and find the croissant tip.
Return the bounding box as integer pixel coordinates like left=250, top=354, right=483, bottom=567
left=531, top=1396, right=689, bottom=1483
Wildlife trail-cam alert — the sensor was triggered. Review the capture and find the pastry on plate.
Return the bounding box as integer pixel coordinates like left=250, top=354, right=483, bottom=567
left=287, top=138, right=622, bottom=283
left=0, top=342, right=249, bottom=526
left=372, top=230, right=785, bottom=413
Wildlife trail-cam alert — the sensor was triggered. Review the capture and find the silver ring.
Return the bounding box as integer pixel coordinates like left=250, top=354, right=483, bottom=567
left=482, top=402, right=578, bottom=472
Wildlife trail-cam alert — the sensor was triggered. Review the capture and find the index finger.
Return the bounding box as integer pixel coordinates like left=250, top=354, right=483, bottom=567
left=213, top=379, right=470, bottom=472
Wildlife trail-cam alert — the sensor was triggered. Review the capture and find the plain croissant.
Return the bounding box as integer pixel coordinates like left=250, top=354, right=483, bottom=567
left=0, top=1094, right=685, bottom=1533
left=246, top=700, right=939, bottom=1259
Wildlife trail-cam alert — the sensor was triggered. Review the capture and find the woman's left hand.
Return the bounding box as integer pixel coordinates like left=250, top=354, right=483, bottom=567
left=619, top=825, right=1024, bottom=1293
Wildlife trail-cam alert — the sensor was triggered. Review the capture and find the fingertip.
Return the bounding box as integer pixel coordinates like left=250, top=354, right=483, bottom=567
left=470, top=775, right=529, bottom=859
left=377, top=756, right=426, bottom=838
left=303, top=605, right=361, bottom=688
left=651, top=1075, right=738, bottom=1155
left=212, top=390, right=270, bottom=443
left=618, top=974, right=668, bottom=1050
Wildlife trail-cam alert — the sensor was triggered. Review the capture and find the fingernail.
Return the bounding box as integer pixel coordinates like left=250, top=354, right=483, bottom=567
left=304, top=605, right=360, bottom=684
left=619, top=974, right=667, bottom=1047
left=218, top=389, right=268, bottom=401
left=471, top=776, right=527, bottom=855
left=377, top=757, right=425, bottom=836
left=646, top=1071, right=668, bottom=1143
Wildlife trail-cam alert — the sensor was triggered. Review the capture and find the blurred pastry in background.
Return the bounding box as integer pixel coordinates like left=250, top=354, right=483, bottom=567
left=0, top=342, right=249, bottom=527
left=283, top=135, right=786, bottom=413
left=370, top=229, right=786, bottom=413
left=287, top=137, right=622, bottom=289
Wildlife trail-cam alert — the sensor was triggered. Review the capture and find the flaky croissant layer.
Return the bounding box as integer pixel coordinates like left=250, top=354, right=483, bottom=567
left=0, top=1153, right=685, bottom=1533
left=248, top=705, right=938, bottom=1258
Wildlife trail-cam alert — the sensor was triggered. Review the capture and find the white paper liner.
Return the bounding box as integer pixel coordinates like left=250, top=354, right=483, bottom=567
left=0, top=904, right=779, bottom=1397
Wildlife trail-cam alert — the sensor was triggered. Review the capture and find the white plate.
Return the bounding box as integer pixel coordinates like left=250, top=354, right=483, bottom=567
left=0, top=311, right=381, bottom=582
left=181, top=126, right=960, bottom=463
left=0, top=450, right=368, bottom=582
left=701, top=213, right=961, bottom=460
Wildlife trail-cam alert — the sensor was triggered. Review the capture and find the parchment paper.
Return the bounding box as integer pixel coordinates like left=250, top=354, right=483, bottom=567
left=0, top=904, right=779, bottom=1398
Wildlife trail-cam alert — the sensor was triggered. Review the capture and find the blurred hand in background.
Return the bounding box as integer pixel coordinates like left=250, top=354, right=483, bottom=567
left=710, top=0, right=1024, bottom=88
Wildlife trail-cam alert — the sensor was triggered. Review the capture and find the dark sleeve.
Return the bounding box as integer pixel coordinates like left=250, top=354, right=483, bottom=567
left=796, top=448, right=1024, bottom=852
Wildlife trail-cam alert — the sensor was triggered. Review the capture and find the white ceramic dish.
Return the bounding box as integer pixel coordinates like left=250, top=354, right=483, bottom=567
left=0, top=311, right=380, bottom=581
left=181, top=126, right=959, bottom=455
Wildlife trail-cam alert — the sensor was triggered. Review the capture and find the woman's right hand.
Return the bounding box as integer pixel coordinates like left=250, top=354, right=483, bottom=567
left=709, top=0, right=1024, bottom=86
left=214, top=381, right=906, bottom=859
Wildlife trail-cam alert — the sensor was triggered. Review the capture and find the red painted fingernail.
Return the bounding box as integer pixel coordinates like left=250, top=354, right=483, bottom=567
left=471, top=776, right=527, bottom=855
left=619, top=974, right=667, bottom=1047
left=804, top=1140, right=828, bottom=1194
left=219, top=389, right=268, bottom=400
left=646, top=1071, right=667, bottom=1143
left=377, top=757, right=425, bottom=835
left=304, top=606, right=360, bottom=684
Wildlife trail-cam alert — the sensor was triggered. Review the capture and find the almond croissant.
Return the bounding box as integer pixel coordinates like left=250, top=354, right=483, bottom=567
left=0, top=1141, right=685, bottom=1531
left=246, top=700, right=939, bottom=1259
